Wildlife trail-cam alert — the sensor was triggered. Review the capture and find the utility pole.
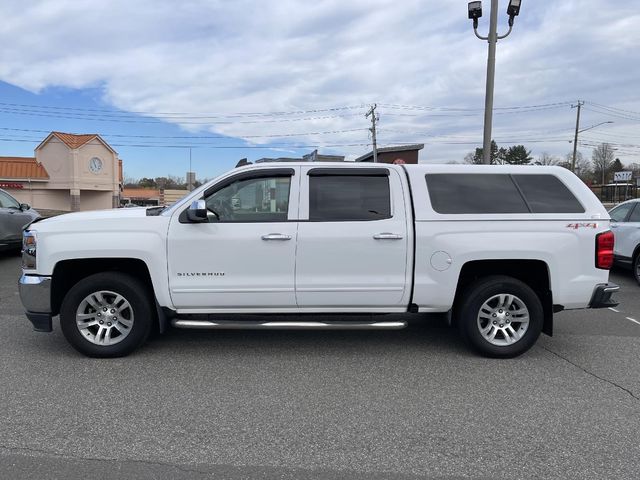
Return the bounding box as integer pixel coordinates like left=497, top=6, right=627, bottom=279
left=187, top=147, right=194, bottom=191
left=571, top=100, right=583, bottom=173
left=365, top=104, right=379, bottom=163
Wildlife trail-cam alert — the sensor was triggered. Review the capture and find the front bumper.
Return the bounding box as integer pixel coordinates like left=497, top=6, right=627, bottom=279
left=19, top=274, right=53, bottom=332
left=589, top=283, right=620, bottom=309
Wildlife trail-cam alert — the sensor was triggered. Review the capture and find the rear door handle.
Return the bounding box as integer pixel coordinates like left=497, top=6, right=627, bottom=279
left=261, top=233, right=292, bottom=241
left=373, top=233, right=403, bottom=240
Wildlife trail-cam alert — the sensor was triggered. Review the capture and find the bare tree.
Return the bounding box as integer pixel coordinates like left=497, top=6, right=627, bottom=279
left=122, top=172, right=138, bottom=188
left=592, top=143, right=615, bottom=185
left=535, top=152, right=559, bottom=166
left=463, top=152, right=477, bottom=164
left=564, top=151, right=592, bottom=182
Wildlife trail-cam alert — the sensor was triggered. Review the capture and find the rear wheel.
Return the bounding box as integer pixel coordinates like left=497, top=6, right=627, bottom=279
left=633, top=253, right=640, bottom=285
left=456, top=275, right=543, bottom=358
left=60, top=272, right=153, bottom=357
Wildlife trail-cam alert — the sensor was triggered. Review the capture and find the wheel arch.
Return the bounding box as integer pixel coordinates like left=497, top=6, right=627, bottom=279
left=453, top=259, right=554, bottom=336
left=51, top=258, right=155, bottom=317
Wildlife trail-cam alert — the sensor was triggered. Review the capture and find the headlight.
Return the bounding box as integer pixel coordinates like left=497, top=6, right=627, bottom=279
left=22, top=230, right=37, bottom=269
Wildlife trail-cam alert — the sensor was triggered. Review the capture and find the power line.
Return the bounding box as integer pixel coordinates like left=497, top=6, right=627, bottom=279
left=0, top=107, right=365, bottom=124
left=378, top=101, right=573, bottom=112
left=585, top=101, right=640, bottom=118
left=0, top=125, right=368, bottom=139
left=0, top=101, right=367, bottom=118
left=582, top=105, right=640, bottom=122
left=0, top=137, right=375, bottom=149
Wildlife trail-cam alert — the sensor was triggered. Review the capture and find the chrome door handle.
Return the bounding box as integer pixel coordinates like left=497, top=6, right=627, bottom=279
left=261, top=233, right=292, bottom=241
left=373, top=233, right=403, bottom=240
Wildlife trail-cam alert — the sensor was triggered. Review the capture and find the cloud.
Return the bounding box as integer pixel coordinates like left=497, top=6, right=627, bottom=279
left=0, top=0, right=638, bottom=163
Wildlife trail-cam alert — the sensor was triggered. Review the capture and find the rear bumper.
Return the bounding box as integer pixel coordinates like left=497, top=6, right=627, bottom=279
left=588, top=283, right=620, bottom=309
left=19, top=274, right=53, bottom=332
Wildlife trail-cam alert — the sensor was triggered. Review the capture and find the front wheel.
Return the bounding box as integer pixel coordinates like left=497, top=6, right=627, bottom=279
left=456, top=275, right=543, bottom=358
left=60, top=272, right=153, bottom=357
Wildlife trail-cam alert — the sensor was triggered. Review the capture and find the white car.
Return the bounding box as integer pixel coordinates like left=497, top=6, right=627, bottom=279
left=609, top=199, right=640, bottom=283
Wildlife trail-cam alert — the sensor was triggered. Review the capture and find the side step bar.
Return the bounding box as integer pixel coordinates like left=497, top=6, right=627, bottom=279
left=171, top=319, right=407, bottom=330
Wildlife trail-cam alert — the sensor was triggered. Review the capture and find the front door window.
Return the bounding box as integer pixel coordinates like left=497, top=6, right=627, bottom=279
left=205, top=176, right=291, bottom=223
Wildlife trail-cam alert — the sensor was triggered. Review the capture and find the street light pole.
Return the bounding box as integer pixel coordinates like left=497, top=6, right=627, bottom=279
left=469, top=0, right=521, bottom=164
left=482, top=0, right=499, bottom=165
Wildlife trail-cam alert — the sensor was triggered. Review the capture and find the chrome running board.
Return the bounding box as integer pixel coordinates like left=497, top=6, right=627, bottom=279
left=171, top=319, right=407, bottom=330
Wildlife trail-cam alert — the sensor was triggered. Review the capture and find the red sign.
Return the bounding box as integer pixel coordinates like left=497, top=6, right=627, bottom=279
left=0, top=182, right=23, bottom=189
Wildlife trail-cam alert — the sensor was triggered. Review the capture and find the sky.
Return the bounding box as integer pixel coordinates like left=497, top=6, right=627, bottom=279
left=0, top=0, right=639, bottom=181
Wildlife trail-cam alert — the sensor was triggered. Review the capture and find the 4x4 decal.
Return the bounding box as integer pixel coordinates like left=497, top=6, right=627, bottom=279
left=566, top=223, right=598, bottom=230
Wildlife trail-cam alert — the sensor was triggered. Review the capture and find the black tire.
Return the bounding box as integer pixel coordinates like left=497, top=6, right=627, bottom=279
left=633, top=253, right=640, bottom=286
left=60, top=272, right=154, bottom=357
left=456, top=275, right=543, bottom=358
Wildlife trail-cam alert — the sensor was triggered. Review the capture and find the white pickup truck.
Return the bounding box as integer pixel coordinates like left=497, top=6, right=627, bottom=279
left=19, top=163, right=618, bottom=358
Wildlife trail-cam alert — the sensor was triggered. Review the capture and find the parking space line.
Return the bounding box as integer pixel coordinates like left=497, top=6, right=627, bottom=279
left=609, top=307, right=620, bottom=313
left=625, top=317, right=640, bottom=326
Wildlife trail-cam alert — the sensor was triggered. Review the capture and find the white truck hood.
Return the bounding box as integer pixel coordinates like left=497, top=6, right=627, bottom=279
left=29, top=207, right=164, bottom=232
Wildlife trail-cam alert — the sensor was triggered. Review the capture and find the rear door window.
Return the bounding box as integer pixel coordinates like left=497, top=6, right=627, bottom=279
left=308, top=171, right=391, bottom=221
left=627, top=204, right=640, bottom=223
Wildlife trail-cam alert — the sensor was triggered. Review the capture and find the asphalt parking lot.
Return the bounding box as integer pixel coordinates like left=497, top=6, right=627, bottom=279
left=0, top=252, right=639, bottom=480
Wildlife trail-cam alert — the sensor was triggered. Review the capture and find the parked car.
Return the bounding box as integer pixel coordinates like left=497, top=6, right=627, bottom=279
left=609, top=199, right=640, bottom=283
left=0, top=188, right=39, bottom=252
left=19, top=164, right=618, bottom=358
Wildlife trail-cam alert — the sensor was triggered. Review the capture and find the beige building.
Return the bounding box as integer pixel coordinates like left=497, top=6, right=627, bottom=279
left=0, top=132, right=122, bottom=211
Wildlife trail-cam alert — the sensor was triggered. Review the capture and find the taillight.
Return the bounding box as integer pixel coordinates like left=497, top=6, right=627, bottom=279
left=596, top=230, right=614, bottom=269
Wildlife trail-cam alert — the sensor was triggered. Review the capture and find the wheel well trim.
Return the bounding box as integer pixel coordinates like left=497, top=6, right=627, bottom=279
left=50, top=257, right=160, bottom=318
left=453, top=259, right=553, bottom=337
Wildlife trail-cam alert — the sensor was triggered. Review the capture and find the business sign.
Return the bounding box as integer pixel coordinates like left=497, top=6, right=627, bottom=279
left=614, top=171, right=632, bottom=182
left=0, top=182, right=23, bottom=189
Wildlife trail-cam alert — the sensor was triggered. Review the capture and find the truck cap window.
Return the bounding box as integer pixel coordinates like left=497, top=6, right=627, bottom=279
left=309, top=175, right=391, bottom=221
left=425, top=173, right=584, bottom=214
left=425, top=174, right=529, bottom=214
left=512, top=174, right=584, bottom=213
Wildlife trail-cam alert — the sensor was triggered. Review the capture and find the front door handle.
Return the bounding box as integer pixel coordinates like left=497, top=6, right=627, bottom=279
left=261, top=233, right=292, bottom=241
left=373, top=233, right=403, bottom=240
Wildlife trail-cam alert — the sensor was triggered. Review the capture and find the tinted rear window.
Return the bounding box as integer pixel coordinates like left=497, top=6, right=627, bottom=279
left=309, top=175, right=391, bottom=221
left=513, top=174, right=584, bottom=213
left=425, top=174, right=529, bottom=214
left=425, top=173, right=584, bottom=214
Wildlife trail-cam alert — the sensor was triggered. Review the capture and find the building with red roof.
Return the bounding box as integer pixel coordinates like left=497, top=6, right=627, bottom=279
left=0, top=132, right=122, bottom=211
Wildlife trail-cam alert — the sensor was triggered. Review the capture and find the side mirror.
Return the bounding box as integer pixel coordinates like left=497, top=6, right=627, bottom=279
left=19, top=203, right=30, bottom=211
left=186, top=200, right=208, bottom=223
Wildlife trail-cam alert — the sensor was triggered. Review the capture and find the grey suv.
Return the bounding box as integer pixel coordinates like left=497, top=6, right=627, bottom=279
left=610, top=199, right=640, bottom=284
left=0, top=189, right=40, bottom=252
